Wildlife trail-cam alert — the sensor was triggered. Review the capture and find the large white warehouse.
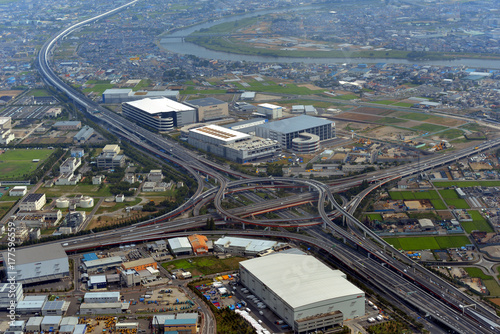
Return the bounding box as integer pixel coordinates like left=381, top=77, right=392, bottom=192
left=239, top=253, right=365, bottom=334
left=1, top=244, right=69, bottom=284
left=122, top=97, right=196, bottom=131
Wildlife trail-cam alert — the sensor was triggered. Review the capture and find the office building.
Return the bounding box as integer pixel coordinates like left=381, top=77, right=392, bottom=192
left=0, top=117, right=15, bottom=144
left=19, top=194, right=46, bottom=211
left=186, top=97, right=229, bottom=121
left=239, top=254, right=365, bottom=334
left=2, top=243, right=69, bottom=284
left=96, top=144, right=125, bottom=169
left=122, top=97, right=196, bottom=131
left=256, top=115, right=335, bottom=149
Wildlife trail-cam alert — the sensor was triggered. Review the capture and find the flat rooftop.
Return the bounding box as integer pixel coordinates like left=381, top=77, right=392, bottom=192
left=190, top=124, right=249, bottom=142
left=257, top=115, right=332, bottom=134
left=240, top=253, right=363, bottom=309
left=125, top=97, right=193, bottom=114
left=2, top=243, right=67, bottom=265
left=186, top=97, right=225, bottom=107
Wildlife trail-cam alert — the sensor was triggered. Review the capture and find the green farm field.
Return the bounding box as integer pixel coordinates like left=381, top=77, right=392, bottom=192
left=461, top=210, right=493, bottom=233
left=434, top=181, right=500, bottom=187
left=162, top=256, right=246, bottom=276
left=0, top=149, right=53, bottom=179
left=384, top=235, right=470, bottom=251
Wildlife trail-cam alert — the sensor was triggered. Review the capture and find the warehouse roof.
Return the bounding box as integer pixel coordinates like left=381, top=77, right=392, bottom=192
left=168, top=237, right=192, bottom=251
left=257, top=115, right=332, bottom=134
left=240, top=254, right=363, bottom=309
left=2, top=243, right=66, bottom=266
left=41, top=316, right=62, bottom=325
left=122, top=257, right=156, bottom=269
left=83, top=256, right=123, bottom=269
left=186, top=97, right=225, bottom=107
left=84, top=292, right=120, bottom=299
left=189, top=124, right=249, bottom=142
left=125, top=97, right=193, bottom=114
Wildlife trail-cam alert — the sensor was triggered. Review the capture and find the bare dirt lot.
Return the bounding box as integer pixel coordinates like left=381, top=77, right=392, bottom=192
left=255, top=93, right=282, bottom=102
left=364, top=125, right=418, bottom=141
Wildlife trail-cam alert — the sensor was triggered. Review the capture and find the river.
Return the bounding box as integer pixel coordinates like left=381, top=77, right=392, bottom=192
left=160, top=7, right=500, bottom=69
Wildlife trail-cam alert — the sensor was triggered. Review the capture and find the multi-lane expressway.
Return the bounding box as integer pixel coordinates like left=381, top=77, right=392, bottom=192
left=35, top=1, right=500, bottom=333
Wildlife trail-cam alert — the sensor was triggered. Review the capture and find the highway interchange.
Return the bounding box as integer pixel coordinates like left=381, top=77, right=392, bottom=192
left=35, top=1, right=500, bottom=333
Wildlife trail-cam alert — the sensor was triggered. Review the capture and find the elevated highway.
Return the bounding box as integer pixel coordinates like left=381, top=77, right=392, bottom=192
left=35, top=2, right=500, bottom=333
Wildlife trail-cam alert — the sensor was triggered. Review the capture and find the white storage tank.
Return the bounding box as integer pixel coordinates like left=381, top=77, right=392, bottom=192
left=79, top=196, right=94, bottom=208
left=56, top=197, right=70, bottom=208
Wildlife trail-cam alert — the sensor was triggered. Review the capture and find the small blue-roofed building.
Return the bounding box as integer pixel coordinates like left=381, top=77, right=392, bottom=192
left=255, top=115, right=335, bottom=149
left=82, top=253, right=99, bottom=262
left=70, top=148, right=85, bottom=158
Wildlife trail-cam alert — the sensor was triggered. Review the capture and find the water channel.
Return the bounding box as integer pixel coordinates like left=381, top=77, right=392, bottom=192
left=160, top=7, right=500, bottom=69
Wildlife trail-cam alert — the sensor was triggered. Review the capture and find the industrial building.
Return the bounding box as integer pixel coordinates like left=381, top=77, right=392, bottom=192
left=188, top=234, right=210, bottom=255
left=188, top=124, right=279, bottom=163
left=41, top=316, right=62, bottom=331
left=73, top=125, right=94, bottom=143
left=88, top=275, right=107, bottom=290
left=82, top=256, right=123, bottom=272
left=121, top=257, right=158, bottom=272
left=122, top=97, right=196, bottom=131
left=239, top=254, right=365, bottom=333
left=222, top=118, right=268, bottom=134
left=16, top=296, right=48, bottom=315
left=257, top=103, right=283, bottom=119
left=79, top=302, right=128, bottom=315
left=41, top=300, right=70, bottom=316
left=0, top=283, right=23, bottom=310
left=214, top=237, right=280, bottom=256
left=152, top=313, right=198, bottom=334
left=2, top=244, right=69, bottom=284
left=84, top=292, right=120, bottom=303
left=53, top=121, right=81, bottom=130
left=168, top=237, right=192, bottom=256
left=9, top=186, right=27, bottom=197
left=256, top=115, right=335, bottom=150
left=102, top=88, right=179, bottom=104
left=186, top=97, right=229, bottom=121
left=26, top=317, right=43, bottom=332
